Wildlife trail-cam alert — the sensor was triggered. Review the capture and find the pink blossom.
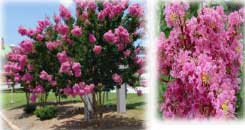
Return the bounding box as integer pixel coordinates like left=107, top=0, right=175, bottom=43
left=103, top=30, right=116, bottom=43
left=14, top=74, right=21, bottom=82
left=50, top=80, right=57, bottom=87
left=79, top=0, right=88, bottom=9
left=112, top=4, right=125, bottom=16
left=71, top=26, right=82, bottom=36
left=72, top=83, right=80, bottom=95
left=135, top=57, right=144, bottom=66
left=36, top=34, right=44, bottom=41
left=114, top=26, right=131, bottom=44
left=82, top=11, right=88, bottom=19
left=112, top=73, right=123, bottom=84
left=72, top=62, right=81, bottom=77
left=57, top=24, right=69, bottom=35
left=39, top=70, right=52, bottom=82
left=123, top=49, right=131, bottom=57
left=134, top=47, right=141, bottom=54
left=88, top=1, right=96, bottom=11
left=59, top=61, right=71, bottom=74
left=35, top=26, right=43, bottom=33
left=30, top=94, right=37, bottom=103
left=98, top=11, right=106, bottom=21
left=59, top=4, right=72, bottom=20
left=64, top=87, right=72, bottom=96
left=64, top=82, right=94, bottom=97
left=22, top=73, right=33, bottom=82
left=228, top=11, right=242, bottom=27
left=20, top=40, right=33, bottom=53
left=93, top=45, right=102, bottom=55
left=18, top=26, right=27, bottom=36
left=164, top=2, right=189, bottom=27
left=54, top=15, right=61, bottom=23
left=27, top=29, right=36, bottom=37
left=57, top=51, right=68, bottom=63
left=128, top=3, right=143, bottom=17
left=84, top=84, right=95, bottom=94
left=34, top=85, right=44, bottom=93
left=38, top=17, right=50, bottom=29
left=45, top=41, right=60, bottom=51
left=99, top=1, right=128, bottom=20
left=137, top=68, right=144, bottom=75
left=159, top=3, right=243, bottom=119
left=27, top=64, right=33, bottom=71
left=89, top=34, right=96, bottom=43
left=117, top=44, right=124, bottom=51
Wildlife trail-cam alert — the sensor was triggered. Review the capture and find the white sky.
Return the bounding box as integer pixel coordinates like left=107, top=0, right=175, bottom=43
left=60, top=0, right=73, bottom=7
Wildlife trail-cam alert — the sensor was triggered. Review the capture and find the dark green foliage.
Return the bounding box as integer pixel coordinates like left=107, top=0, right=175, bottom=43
left=23, top=104, right=36, bottom=114
left=34, top=106, right=57, bottom=120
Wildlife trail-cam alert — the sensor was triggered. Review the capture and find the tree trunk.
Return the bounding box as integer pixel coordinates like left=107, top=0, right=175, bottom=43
left=117, top=84, right=127, bottom=113
left=99, top=91, right=103, bottom=118
left=83, top=94, right=94, bottom=122
left=25, top=92, right=30, bottom=105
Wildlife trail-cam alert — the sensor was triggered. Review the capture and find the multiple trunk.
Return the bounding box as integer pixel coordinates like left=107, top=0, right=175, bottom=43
left=83, top=84, right=127, bottom=121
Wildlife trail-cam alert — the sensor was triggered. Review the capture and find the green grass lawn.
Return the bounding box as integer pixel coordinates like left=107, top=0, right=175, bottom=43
left=0, top=89, right=145, bottom=110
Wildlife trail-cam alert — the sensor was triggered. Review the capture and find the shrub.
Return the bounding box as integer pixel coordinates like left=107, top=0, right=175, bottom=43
left=23, top=104, right=36, bottom=114
left=34, top=106, right=57, bottom=120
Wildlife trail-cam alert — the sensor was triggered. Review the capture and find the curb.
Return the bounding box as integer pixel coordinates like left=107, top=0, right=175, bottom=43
left=0, top=111, right=21, bottom=130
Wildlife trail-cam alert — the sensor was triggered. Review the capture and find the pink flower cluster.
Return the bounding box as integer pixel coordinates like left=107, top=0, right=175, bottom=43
left=39, top=70, right=52, bottom=82
left=59, top=4, right=72, bottom=20
left=59, top=61, right=82, bottom=78
left=164, top=2, right=189, bottom=27
left=21, top=73, right=33, bottom=83
left=76, top=0, right=97, bottom=10
left=57, top=51, right=68, bottom=63
left=18, top=17, right=50, bottom=37
left=30, top=85, right=45, bottom=103
left=4, top=47, right=27, bottom=80
left=93, top=45, right=102, bottom=55
left=71, top=26, right=82, bottom=36
left=37, top=17, right=50, bottom=32
left=96, top=1, right=128, bottom=21
left=56, top=24, right=69, bottom=35
left=104, top=26, right=131, bottom=51
left=128, top=3, right=144, bottom=17
left=89, top=34, right=96, bottom=43
left=159, top=3, right=244, bottom=119
left=46, top=41, right=61, bottom=51
left=63, top=82, right=95, bottom=97
left=112, top=73, right=123, bottom=85
left=57, top=51, right=82, bottom=77
left=18, top=26, right=28, bottom=36
left=20, top=40, right=33, bottom=53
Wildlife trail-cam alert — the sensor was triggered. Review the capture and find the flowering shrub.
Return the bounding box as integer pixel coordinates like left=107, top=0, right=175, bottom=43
left=159, top=2, right=244, bottom=119
left=4, top=0, right=144, bottom=118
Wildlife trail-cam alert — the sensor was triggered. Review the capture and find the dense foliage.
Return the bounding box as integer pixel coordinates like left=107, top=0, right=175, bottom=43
left=34, top=106, right=57, bottom=120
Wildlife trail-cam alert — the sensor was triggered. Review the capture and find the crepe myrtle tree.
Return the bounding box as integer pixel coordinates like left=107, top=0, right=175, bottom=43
left=4, top=0, right=144, bottom=118
left=60, top=1, right=145, bottom=118
left=4, top=46, right=33, bottom=105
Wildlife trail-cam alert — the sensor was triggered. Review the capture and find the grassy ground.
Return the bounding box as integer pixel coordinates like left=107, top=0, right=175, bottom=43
left=0, top=89, right=145, bottom=110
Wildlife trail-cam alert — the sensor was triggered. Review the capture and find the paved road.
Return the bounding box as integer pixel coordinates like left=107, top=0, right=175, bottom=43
left=1, top=118, right=13, bottom=130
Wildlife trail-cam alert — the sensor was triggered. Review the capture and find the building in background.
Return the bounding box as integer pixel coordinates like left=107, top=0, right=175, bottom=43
left=0, top=38, right=13, bottom=85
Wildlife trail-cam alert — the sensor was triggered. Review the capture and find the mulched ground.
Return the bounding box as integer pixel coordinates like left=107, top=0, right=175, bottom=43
left=2, top=102, right=145, bottom=130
